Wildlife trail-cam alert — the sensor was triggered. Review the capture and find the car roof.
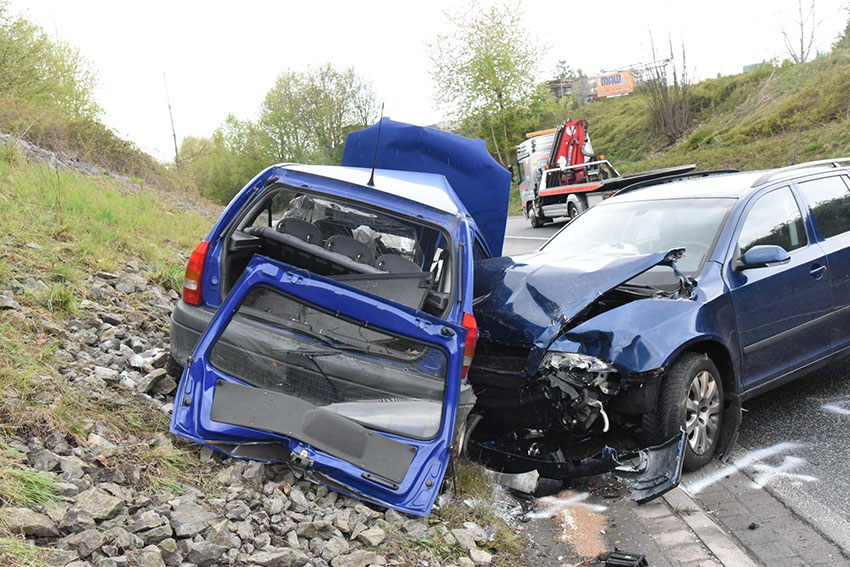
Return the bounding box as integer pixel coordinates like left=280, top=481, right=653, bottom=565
left=607, top=166, right=846, bottom=204
left=282, top=164, right=466, bottom=216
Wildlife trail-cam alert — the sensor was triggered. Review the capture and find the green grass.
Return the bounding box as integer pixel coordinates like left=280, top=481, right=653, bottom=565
left=0, top=444, right=58, bottom=509
left=568, top=50, right=850, bottom=174
left=0, top=538, right=45, bottom=567
left=0, top=150, right=211, bottom=491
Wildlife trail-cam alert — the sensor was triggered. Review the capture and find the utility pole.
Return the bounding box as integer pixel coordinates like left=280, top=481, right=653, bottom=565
left=163, top=73, right=179, bottom=167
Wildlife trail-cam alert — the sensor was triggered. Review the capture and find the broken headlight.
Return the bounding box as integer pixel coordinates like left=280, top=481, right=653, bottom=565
left=541, top=352, right=617, bottom=373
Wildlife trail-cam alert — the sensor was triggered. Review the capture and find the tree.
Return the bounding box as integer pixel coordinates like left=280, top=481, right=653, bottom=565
left=256, top=65, right=377, bottom=164
left=0, top=1, right=100, bottom=118
left=780, top=0, right=819, bottom=64
left=429, top=1, right=542, bottom=166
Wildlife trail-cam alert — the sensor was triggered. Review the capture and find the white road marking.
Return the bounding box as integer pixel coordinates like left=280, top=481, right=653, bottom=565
left=822, top=401, right=850, bottom=416
left=504, top=235, right=549, bottom=240
left=750, top=456, right=819, bottom=488
left=687, top=441, right=805, bottom=494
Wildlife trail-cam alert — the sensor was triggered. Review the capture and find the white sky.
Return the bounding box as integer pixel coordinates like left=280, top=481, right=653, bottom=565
left=11, top=0, right=848, bottom=161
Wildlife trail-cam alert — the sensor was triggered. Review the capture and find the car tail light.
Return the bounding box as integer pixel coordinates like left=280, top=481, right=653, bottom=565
left=461, top=312, right=478, bottom=381
left=182, top=241, right=210, bottom=306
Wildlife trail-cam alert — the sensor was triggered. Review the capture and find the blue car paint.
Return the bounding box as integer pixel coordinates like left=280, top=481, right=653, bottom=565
left=472, top=249, right=679, bottom=373
left=475, top=169, right=850, bottom=405
left=171, top=255, right=468, bottom=517
left=342, top=119, right=512, bottom=256
left=197, top=164, right=484, bottom=313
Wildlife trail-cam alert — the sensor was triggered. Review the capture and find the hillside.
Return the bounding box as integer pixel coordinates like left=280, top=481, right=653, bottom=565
left=571, top=50, right=850, bottom=174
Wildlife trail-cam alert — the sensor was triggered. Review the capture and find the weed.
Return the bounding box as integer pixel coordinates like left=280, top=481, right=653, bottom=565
left=0, top=443, right=58, bottom=508
left=0, top=537, right=45, bottom=567
left=39, top=283, right=77, bottom=314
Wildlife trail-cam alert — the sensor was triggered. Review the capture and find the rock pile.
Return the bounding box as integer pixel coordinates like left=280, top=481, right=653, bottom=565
left=1, top=262, right=506, bottom=567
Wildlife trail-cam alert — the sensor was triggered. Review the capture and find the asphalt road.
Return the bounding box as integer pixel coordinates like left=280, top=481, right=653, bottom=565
left=501, top=215, right=566, bottom=256
left=501, top=214, right=850, bottom=550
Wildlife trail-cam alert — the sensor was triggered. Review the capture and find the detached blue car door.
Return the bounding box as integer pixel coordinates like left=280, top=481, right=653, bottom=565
left=170, top=256, right=467, bottom=517
left=726, top=185, right=832, bottom=390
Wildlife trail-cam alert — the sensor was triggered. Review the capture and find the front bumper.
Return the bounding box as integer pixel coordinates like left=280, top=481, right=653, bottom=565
left=169, top=299, right=216, bottom=365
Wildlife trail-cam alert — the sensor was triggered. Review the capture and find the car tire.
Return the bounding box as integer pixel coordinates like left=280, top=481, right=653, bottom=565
left=567, top=202, right=580, bottom=220
left=165, top=352, right=184, bottom=378
left=642, top=353, right=723, bottom=472
left=529, top=205, right=544, bottom=228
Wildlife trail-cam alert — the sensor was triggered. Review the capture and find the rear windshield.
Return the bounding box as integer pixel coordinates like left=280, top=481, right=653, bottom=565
left=210, top=286, right=447, bottom=440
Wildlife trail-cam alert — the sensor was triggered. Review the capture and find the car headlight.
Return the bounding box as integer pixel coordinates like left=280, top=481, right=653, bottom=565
left=541, top=352, right=617, bottom=373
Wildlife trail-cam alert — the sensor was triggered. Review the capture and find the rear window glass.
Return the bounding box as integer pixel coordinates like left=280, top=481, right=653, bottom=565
left=210, top=286, right=447, bottom=439
left=798, top=176, right=850, bottom=239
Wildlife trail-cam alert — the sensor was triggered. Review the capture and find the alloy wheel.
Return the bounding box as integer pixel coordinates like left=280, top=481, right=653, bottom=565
left=685, top=370, right=721, bottom=455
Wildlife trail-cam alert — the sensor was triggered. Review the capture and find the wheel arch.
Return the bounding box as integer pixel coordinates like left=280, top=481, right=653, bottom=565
left=671, top=339, right=738, bottom=396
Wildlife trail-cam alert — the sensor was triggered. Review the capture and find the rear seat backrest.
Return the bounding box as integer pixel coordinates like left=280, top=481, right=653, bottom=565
left=324, top=235, right=374, bottom=265
left=277, top=217, right=323, bottom=245
left=375, top=254, right=421, bottom=274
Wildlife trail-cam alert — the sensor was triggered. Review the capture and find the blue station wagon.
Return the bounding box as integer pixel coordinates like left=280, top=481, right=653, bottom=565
left=468, top=159, right=850, bottom=476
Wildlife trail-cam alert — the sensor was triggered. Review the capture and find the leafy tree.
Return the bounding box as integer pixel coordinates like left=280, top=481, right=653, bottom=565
left=182, top=64, right=376, bottom=204
left=0, top=1, right=100, bottom=118
left=257, top=64, right=377, bottom=164
left=429, top=0, right=542, bottom=166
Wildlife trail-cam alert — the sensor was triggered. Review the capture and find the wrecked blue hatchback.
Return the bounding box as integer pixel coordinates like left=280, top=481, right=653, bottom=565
left=169, top=120, right=510, bottom=516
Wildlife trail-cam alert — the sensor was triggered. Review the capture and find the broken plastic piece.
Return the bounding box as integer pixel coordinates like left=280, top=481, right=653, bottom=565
left=605, top=549, right=648, bottom=567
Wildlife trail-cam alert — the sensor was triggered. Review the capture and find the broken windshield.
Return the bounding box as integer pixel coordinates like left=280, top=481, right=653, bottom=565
left=210, top=286, right=448, bottom=439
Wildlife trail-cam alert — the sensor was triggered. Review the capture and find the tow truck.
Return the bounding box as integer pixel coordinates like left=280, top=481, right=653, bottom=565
left=517, top=119, right=696, bottom=227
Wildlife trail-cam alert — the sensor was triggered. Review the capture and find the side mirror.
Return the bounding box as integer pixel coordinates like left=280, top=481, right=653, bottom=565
left=736, top=245, right=790, bottom=271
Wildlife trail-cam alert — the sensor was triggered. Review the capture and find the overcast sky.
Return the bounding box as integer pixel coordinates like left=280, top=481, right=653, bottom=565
left=11, top=0, right=848, bottom=161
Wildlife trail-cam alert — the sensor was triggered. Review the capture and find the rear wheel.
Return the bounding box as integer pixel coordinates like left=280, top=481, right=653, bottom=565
left=528, top=205, right=545, bottom=228
left=567, top=202, right=580, bottom=220
left=642, top=353, right=723, bottom=471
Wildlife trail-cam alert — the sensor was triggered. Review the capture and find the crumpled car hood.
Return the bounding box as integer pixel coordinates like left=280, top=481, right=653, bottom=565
left=473, top=249, right=679, bottom=371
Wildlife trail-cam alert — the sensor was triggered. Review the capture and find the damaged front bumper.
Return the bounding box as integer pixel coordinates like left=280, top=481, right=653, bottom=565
left=467, top=429, right=686, bottom=503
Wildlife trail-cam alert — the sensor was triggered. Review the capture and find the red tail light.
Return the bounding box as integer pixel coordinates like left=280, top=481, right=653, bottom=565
left=461, top=312, right=478, bottom=381
left=182, top=241, right=210, bottom=306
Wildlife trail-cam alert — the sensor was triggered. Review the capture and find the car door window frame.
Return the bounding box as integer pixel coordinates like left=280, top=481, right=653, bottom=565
left=795, top=173, right=850, bottom=242
left=734, top=185, right=810, bottom=260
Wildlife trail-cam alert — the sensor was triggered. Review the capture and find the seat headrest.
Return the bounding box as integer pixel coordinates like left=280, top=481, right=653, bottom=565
left=324, top=235, right=374, bottom=264
left=277, top=217, right=322, bottom=245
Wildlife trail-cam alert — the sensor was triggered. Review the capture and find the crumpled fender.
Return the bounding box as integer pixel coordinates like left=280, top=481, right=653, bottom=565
left=473, top=249, right=679, bottom=354
left=543, top=264, right=739, bottom=378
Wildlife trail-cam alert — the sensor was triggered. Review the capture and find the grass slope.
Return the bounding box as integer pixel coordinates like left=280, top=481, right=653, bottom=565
left=570, top=50, right=850, bottom=174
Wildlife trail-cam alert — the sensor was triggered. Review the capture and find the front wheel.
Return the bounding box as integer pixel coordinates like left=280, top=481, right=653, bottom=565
left=642, top=353, right=723, bottom=471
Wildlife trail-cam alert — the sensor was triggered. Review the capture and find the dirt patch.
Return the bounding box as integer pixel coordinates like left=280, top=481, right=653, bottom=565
left=536, top=489, right=608, bottom=559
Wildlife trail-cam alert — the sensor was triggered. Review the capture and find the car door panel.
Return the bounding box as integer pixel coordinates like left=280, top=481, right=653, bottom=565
left=727, top=186, right=832, bottom=389
left=796, top=175, right=850, bottom=351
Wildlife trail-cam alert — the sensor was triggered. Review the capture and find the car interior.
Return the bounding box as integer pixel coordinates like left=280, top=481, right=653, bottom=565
left=221, top=186, right=455, bottom=318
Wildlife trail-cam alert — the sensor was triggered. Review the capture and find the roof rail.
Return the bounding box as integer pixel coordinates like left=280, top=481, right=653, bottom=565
left=614, top=169, right=740, bottom=196
left=750, top=158, right=850, bottom=187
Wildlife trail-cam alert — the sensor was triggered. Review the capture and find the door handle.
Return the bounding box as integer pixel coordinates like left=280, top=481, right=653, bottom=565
left=810, top=264, right=827, bottom=279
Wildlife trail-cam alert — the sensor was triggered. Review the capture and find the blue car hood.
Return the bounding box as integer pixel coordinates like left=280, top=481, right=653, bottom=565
left=342, top=119, right=511, bottom=256
left=473, top=249, right=679, bottom=372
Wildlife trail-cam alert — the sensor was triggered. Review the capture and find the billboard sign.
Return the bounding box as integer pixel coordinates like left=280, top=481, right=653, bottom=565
left=596, top=71, right=634, bottom=98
